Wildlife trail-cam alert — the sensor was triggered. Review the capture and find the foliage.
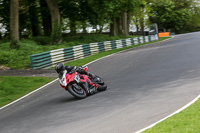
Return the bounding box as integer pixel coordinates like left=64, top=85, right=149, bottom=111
left=32, top=36, right=51, bottom=45
left=0, top=41, right=42, bottom=69
left=148, top=0, right=196, bottom=33
left=132, top=0, right=151, bottom=31
left=182, top=1, right=200, bottom=32
left=0, top=0, right=10, bottom=36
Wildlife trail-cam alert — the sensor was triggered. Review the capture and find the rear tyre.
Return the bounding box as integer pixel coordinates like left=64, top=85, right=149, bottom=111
left=67, top=83, right=87, bottom=99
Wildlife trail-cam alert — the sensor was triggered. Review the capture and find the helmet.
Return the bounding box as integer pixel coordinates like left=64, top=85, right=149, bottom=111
left=55, top=62, right=64, bottom=74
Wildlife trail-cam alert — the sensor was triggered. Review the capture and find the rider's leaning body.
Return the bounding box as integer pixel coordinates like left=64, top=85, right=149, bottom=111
left=55, top=62, right=97, bottom=89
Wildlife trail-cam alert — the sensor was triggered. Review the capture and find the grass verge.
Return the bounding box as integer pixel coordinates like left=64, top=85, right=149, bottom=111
left=0, top=76, right=55, bottom=107
left=143, top=98, right=200, bottom=133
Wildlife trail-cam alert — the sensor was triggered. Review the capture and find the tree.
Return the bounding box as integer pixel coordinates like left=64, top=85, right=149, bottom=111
left=121, top=0, right=140, bottom=35
left=0, top=0, right=10, bottom=38
left=86, top=0, right=111, bottom=33
left=60, top=0, right=93, bottom=35
left=10, top=0, right=19, bottom=48
left=46, top=0, right=62, bottom=44
left=28, top=0, right=42, bottom=36
left=60, top=0, right=79, bottom=35
left=40, top=0, right=52, bottom=36
left=149, top=0, right=192, bottom=33
left=109, top=0, right=140, bottom=36
left=174, top=0, right=200, bottom=32
left=132, top=0, right=150, bottom=32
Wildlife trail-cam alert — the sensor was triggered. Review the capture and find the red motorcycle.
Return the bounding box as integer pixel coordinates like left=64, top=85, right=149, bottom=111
left=58, top=66, right=107, bottom=99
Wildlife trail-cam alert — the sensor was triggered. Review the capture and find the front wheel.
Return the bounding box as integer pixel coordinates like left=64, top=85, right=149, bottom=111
left=95, top=76, right=107, bottom=91
left=67, top=83, right=87, bottom=99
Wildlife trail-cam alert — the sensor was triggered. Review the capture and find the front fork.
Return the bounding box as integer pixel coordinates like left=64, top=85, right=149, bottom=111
left=80, top=78, right=98, bottom=94
left=77, top=74, right=99, bottom=94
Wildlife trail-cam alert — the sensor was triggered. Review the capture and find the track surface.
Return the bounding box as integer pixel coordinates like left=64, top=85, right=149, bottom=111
left=1, top=32, right=200, bottom=133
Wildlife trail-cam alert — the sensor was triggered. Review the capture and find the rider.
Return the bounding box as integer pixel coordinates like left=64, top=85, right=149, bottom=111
left=55, top=62, right=97, bottom=90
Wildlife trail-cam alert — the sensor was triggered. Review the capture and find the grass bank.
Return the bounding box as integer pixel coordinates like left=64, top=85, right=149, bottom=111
left=0, top=76, right=55, bottom=107
left=143, top=98, right=200, bottom=133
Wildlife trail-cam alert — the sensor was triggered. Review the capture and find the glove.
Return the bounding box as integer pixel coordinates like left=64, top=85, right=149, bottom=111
left=76, top=67, right=82, bottom=72
left=70, top=67, right=77, bottom=73
left=88, top=72, right=95, bottom=79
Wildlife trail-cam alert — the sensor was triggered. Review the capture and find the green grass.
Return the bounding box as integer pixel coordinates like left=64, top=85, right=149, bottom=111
left=0, top=76, right=55, bottom=107
left=143, top=99, right=200, bottom=133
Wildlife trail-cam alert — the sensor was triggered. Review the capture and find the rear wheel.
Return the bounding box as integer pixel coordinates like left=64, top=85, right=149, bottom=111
left=67, top=83, right=87, bottom=99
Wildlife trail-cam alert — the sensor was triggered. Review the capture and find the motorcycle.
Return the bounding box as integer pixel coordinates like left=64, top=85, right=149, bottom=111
left=58, top=66, right=107, bottom=99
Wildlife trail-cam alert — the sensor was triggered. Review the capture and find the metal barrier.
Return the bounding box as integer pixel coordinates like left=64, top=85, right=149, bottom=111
left=30, top=35, right=158, bottom=69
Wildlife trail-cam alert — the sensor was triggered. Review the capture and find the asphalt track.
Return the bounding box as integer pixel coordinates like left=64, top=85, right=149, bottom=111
left=1, top=32, right=200, bottom=133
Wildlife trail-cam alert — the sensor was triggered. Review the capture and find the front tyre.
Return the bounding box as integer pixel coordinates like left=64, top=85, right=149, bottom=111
left=95, top=76, right=107, bottom=91
left=67, top=83, right=87, bottom=99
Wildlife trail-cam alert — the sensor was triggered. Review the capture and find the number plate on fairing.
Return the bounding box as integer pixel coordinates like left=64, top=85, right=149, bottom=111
left=59, top=70, right=67, bottom=86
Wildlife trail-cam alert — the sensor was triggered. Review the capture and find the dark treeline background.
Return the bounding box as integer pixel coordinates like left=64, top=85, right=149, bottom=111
left=1, top=0, right=200, bottom=48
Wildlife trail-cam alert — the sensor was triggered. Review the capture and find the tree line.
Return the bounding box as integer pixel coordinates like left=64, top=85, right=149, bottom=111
left=0, top=0, right=200, bottom=48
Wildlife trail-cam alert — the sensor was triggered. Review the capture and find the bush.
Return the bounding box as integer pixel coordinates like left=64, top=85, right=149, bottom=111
left=0, top=40, right=43, bottom=69
left=0, top=50, right=31, bottom=69
left=32, top=36, right=51, bottom=45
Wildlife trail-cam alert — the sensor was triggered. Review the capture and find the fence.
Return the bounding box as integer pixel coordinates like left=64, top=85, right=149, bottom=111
left=30, top=35, right=158, bottom=69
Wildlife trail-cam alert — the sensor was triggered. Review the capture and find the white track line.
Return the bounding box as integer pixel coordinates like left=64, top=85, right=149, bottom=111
left=135, top=95, right=200, bottom=133
left=0, top=36, right=174, bottom=111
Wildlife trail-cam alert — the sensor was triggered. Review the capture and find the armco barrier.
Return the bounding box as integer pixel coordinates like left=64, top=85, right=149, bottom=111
left=30, top=35, right=158, bottom=69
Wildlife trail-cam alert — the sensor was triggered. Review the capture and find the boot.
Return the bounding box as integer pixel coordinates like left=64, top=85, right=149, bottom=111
left=89, top=84, right=97, bottom=94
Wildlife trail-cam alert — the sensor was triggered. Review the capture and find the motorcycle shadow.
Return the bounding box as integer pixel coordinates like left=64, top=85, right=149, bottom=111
left=55, top=96, right=80, bottom=104
left=55, top=92, right=99, bottom=103
left=52, top=88, right=107, bottom=105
